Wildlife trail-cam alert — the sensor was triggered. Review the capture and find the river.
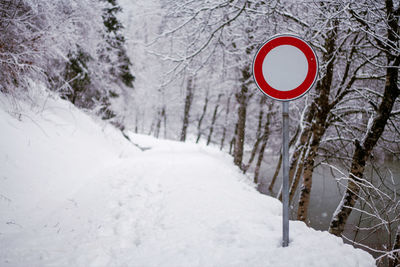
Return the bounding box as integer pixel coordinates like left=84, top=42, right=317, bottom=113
left=257, top=156, right=400, bottom=260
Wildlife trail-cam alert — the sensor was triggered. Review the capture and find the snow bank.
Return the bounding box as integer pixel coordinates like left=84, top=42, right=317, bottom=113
left=0, top=92, right=139, bottom=233
left=0, top=93, right=375, bottom=266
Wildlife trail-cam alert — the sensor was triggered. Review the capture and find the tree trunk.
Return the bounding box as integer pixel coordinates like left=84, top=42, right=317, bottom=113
left=220, top=127, right=227, bottom=150
left=296, top=93, right=332, bottom=221
left=233, top=98, right=247, bottom=168
left=220, top=96, right=231, bottom=150
left=163, top=107, right=167, bottom=138
left=296, top=95, right=331, bottom=219
left=243, top=96, right=266, bottom=173
left=229, top=123, right=238, bottom=155
left=253, top=102, right=273, bottom=184
left=154, top=115, right=161, bottom=138
left=328, top=142, right=370, bottom=236
left=269, top=125, right=300, bottom=191
left=180, top=77, right=194, bottom=142
left=269, top=153, right=282, bottom=191
left=288, top=143, right=307, bottom=204
left=154, top=107, right=162, bottom=138
left=253, top=136, right=267, bottom=184
left=297, top=129, right=325, bottom=222
left=233, top=65, right=253, bottom=169
left=206, top=94, right=222, bottom=145
left=196, top=92, right=209, bottom=143
left=134, top=112, right=139, bottom=133
left=148, top=118, right=155, bottom=136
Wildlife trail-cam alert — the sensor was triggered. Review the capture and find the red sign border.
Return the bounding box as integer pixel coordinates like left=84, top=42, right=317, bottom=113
left=253, top=34, right=318, bottom=101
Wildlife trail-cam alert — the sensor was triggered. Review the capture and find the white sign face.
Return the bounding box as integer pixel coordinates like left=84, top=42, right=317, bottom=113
left=262, top=45, right=308, bottom=91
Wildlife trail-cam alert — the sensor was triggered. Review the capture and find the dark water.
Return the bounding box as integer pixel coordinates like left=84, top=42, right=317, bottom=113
left=257, top=156, right=400, bottom=260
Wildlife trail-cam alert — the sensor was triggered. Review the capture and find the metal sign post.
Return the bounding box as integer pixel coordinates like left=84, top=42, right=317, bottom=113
left=282, top=101, right=289, bottom=247
left=252, top=34, right=318, bottom=247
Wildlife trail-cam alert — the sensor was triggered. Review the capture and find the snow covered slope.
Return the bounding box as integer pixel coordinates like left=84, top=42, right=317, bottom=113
left=0, top=93, right=375, bottom=266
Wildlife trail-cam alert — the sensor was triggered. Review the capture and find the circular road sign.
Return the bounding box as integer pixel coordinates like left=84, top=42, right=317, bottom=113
left=253, top=34, right=318, bottom=101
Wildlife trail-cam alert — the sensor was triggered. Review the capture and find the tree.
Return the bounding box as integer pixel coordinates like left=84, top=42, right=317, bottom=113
left=329, top=0, right=400, bottom=236
left=253, top=101, right=274, bottom=184
left=101, top=0, right=134, bottom=88
left=55, top=0, right=136, bottom=125
left=0, top=0, right=104, bottom=95
left=206, top=93, right=222, bottom=145
left=61, top=49, right=92, bottom=106
left=233, top=64, right=253, bottom=168
left=180, top=77, right=194, bottom=142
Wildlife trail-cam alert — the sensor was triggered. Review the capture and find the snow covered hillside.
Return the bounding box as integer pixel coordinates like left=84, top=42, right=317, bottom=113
left=0, top=94, right=375, bottom=266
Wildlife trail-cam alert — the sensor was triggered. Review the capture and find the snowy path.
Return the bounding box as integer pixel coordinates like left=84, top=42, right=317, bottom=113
left=0, top=97, right=374, bottom=266
left=1, top=135, right=374, bottom=267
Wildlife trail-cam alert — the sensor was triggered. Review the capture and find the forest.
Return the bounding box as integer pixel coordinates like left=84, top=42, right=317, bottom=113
left=1, top=0, right=399, bottom=266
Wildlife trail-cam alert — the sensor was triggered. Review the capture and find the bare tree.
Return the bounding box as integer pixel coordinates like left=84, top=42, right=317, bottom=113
left=243, top=95, right=267, bottom=173
left=220, top=95, right=232, bottom=150
left=180, top=77, right=194, bottom=142
left=196, top=90, right=209, bottom=143
left=329, top=0, right=400, bottom=236
left=206, top=93, right=222, bottom=145
left=253, top=101, right=274, bottom=184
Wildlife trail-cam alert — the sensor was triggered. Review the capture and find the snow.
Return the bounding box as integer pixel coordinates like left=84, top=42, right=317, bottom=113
left=0, top=93, right=375, bottom=266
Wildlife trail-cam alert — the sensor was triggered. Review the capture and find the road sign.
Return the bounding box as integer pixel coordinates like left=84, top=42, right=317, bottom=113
left=252, top=34, right=318, bottom=248
left=253, top=34, right=318, bottom=101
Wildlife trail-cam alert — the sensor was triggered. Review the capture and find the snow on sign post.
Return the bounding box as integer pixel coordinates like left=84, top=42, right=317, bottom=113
left=252, top=34, right=318, bottom=247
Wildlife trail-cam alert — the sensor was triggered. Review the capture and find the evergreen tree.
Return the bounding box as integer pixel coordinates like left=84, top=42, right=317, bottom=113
left=62, top=49, right=92, bottom=107
left=60, top=0, right=134, bottom=124
left=101, top=0, right=135, bottom=88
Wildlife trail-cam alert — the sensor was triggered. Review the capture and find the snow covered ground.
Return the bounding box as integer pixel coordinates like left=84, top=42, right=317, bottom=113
left=0, top=93, right=375, bottom=266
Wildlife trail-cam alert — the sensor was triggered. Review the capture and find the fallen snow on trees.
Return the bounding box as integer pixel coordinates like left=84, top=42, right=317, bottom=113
left=0, top=94, right=375, bottom=266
